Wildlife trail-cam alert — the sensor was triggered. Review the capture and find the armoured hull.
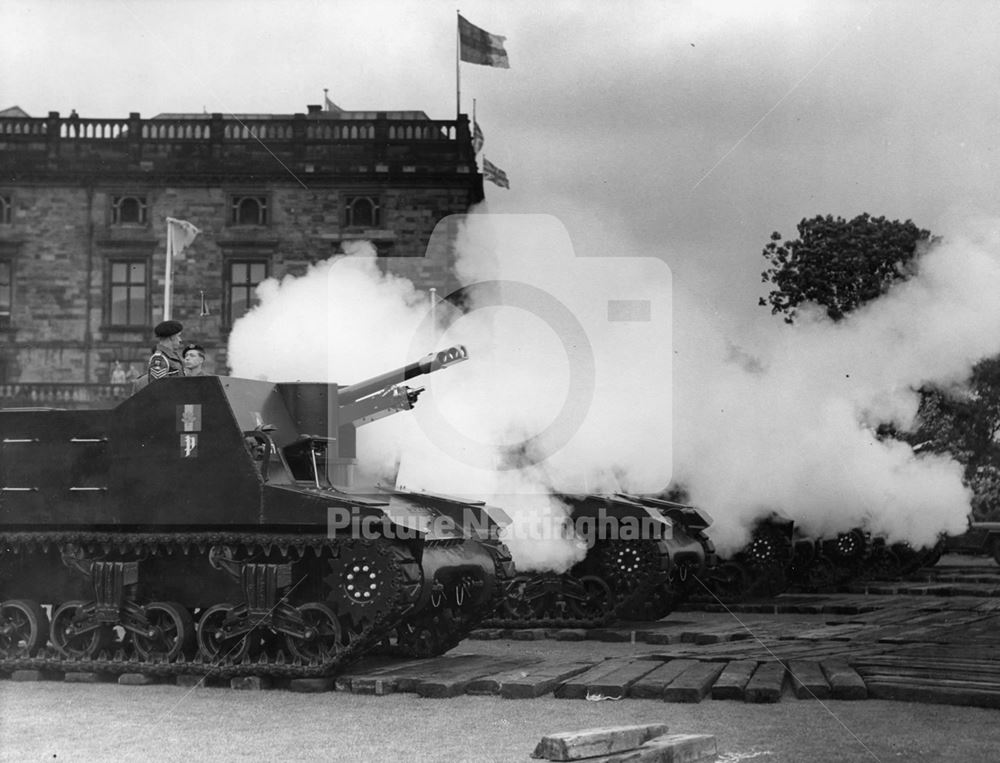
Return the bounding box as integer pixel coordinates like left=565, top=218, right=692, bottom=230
left=0, top=366, right=513, bottom=677
left=701, top=517, right=945, bottom=603
left=489, top=494, right=715, bottom=628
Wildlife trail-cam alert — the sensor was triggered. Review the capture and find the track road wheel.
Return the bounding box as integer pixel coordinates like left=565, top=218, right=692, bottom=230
left=50, top=601, right=112, bottom=658
left=868, top=546, right=902, bottom=580
left=197, top=604, right=251, bottom=662
left=709, top=562, right=749, bottom=602
left=0, top=599, right=49, bottom=656
left=325, top=542, right=398, bottom=629
left=566, top=575, right=614, bottom=620
left=134, top=602, right=195, bottom=661
left=285, top=602, right=342, bottom=663
left=500, top=576, right=534, bottom=620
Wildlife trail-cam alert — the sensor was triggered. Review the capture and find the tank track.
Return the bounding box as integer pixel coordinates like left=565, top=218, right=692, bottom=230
left=384, top=540, right=517, bottom=658
left=484, top=538, right=673, bottom=629
left=0, top=530, right=422, bottom=680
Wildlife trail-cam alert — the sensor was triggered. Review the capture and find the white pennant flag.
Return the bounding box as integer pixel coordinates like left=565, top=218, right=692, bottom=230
left=167, top=217, right=201, bottom=261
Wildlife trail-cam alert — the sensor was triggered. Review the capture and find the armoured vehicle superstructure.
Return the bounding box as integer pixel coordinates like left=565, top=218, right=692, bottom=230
left=0, top=346, right=514, bottom=677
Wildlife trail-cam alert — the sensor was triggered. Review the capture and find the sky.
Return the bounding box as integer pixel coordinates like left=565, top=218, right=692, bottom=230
left=6, top=0, right=1000, bottom=554
left=5, top=0, right=1000, bottom=331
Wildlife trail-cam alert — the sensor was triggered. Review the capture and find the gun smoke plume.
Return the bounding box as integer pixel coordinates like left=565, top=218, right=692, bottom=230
left=228, top=213, right=1000, bottom=568
left=673, top=219, right=1000, bottom=554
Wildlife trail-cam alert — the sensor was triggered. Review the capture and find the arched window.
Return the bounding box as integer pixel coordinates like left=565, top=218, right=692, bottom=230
left=112, top=195, right=147, bottom=225
left=344, top=196, right=380, bottom=228
left=0, top=195, right=11, bottom=224
left=231, top=195, right=269, bottom=226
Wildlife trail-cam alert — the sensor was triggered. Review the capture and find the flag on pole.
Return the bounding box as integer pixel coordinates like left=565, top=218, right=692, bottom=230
left=324, top=93, right=343, bottom=114
left=459, top=15, right=510, bottom=68
left=472, top=120, right=484, bottom=154
left=163, top=217, right=201, bottom=320
left=482, top=157, right=510, bottom=189
left=167, top=217, right=201, bottom=262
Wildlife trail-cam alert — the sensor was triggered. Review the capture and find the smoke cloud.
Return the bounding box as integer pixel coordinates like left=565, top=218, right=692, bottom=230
left=673, top=221, right=1000, bottom=553
left=228, top=213, right=1000, bottom=569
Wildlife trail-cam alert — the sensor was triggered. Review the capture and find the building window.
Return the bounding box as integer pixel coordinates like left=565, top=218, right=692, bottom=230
left=111, top=195, right=148, bottom=225
left=226, top=260, right=268, bottom=324
left=0, top=195, right=11, bottom=225
left=231, top=195, right=269, bottom=226
left=108, top=260, right=148, bottom=327
left=344, top=196, right=381, bottom=228
left=0, top=259, right=11, bottom=327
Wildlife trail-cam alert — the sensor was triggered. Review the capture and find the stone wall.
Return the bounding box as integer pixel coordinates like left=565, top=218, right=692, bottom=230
left=0, top=110, right=483, bottom=384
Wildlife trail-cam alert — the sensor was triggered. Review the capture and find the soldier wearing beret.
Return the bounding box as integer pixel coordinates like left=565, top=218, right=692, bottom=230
left=146, top=320, right=185, bottom=381
left=181, top=343, right=208, bottom=377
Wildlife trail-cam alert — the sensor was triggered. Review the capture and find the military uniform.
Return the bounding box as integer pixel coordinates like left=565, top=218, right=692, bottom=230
left=148, top=342, right=184, bottom=380
left=136, top=320, right=185, bottom=390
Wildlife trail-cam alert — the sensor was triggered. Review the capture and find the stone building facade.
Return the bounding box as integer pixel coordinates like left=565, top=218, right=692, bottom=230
left=0, top=106, right=483, bottom=394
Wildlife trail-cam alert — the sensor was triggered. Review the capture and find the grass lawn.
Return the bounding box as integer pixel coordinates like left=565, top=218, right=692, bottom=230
left=3, top=680, right=1000, bottom=762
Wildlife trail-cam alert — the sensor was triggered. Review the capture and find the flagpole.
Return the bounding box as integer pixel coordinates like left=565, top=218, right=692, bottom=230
left=456, top=10, right=461, bottom=118
left=164, top=221, right=173, bottom=320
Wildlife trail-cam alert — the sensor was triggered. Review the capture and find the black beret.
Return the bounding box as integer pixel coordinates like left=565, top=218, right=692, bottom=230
left=182, top=343, right=205, bottom=357
left=154, top=320, right=183, bottom=338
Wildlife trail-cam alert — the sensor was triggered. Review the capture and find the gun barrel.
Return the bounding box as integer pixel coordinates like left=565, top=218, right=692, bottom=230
left=338, top=345, right=468, bottom=404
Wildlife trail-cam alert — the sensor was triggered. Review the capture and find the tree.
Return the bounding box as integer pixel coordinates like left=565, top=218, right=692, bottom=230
left=908, top=356, right=1000, bottom=519
left=758, top=213, right=1000, bottom=520
left=759, top=213, right=932, bottom=324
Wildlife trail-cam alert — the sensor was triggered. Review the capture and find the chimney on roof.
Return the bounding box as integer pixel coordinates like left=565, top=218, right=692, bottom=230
left=307, top=104, right=322, bottom=115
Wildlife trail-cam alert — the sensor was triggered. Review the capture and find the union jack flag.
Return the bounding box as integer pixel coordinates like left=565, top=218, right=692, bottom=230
left=473, top=120, right=484, bottom=154
left=482, top=157, right=510, bottom=189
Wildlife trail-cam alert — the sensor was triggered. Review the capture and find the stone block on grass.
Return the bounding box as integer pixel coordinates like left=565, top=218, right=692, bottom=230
left=531, top=723, right=670, bottom=761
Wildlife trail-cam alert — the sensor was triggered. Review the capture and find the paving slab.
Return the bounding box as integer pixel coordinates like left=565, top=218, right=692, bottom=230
left=744, top=661, right=786, bottom=703
left=628, top=659, right=700, bottom=700
left=822, top=660, right=867, bottom=700
left=787, top=660, right=830, bottom=699
left=415, top=656, right=529, bottom=698
left=500, top=660, right=596, bottom=699
left=555, top=659, right=648, bottom=700
left=710, top=659, right=757, bottom=700
left=662, top=661, right=725, bottom=703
